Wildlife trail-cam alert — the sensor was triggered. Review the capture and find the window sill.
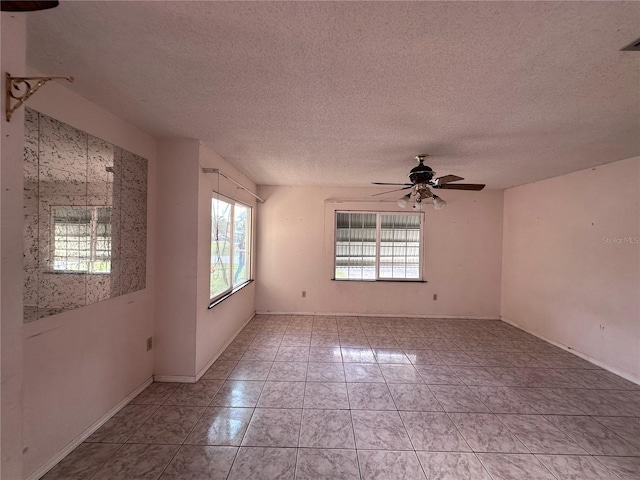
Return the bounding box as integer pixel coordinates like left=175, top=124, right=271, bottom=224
left=208, top=279, right=254, bottom=309
left=331, top=278, right=427, bottom=283
left=45, top=271, right=111, bottom=275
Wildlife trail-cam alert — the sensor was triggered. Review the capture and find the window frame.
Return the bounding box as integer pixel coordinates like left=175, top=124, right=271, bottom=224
left=333, top=210, right=425, bottom=282
left=209, top=193, right=253, bottom=305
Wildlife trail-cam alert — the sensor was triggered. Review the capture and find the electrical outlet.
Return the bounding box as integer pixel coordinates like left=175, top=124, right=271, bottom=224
left=146, top=337, right=153, bottom=351
left=302, top=291, right=307, bottom=298
left=433, top=294, right=438, bottom=301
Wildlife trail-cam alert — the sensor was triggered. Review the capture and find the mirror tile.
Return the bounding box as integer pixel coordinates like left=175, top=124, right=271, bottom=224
left=23, top=109, right=148, bottom=322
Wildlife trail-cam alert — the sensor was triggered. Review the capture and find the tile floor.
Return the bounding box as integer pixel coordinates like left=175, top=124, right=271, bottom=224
left=43, top=315, right=640, bottom=479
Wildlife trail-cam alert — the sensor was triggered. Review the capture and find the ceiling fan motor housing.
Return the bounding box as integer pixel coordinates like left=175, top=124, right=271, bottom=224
left=409, top=164, right=436, bottom=184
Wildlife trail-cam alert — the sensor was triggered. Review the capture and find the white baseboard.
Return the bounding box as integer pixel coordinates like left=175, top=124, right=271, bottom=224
left=152, top=374, right=197, bottom=383
left=26, top=376, right=153, bottom=480
left=256, top=311, right=500, bottom=320
left=501, top=316, right=640, bottom=386
left=154, top=312, right=256, bottom=384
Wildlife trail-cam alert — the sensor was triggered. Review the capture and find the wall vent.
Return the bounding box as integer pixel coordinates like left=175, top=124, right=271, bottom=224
left=621, top=37, right=640, bottom=51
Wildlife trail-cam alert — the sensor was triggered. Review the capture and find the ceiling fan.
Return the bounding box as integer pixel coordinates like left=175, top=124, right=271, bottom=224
left=372, top=155, right=485, bottom=210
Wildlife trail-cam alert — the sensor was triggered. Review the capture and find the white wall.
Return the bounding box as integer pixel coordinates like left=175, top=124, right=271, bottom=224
left=1, top=12, right=27, bottom=480
left=195, top=145, right=257, bottom=374
left=502, top=156, right=640, bottom=382
left=154, top=141, right=258, bottom=381
left=154, top=139, right=200, bottom=378
left=256, top=186, right=503, bottom=317
left=21, top=77, right=157, bottom=477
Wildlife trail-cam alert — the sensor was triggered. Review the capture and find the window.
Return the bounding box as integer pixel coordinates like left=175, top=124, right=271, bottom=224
left=52, top=206, right=111, bottom=273
left=210, top=195, right=252, bottom=301
left=335, top=211, right=422, bottom=281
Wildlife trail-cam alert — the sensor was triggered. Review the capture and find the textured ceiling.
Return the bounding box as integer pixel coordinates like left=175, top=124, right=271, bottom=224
left=26, top=1, right=640, bottom=188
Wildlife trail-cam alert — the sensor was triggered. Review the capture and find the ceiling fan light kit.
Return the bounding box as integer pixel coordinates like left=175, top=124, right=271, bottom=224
left=433, top=195, right=446, bottom=210
left=397, top=193, right=411, bottom=208
left=373, top=155, right=485, bottom=210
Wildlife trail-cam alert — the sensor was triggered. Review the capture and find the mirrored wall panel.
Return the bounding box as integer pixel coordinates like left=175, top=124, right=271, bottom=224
left=24, top=108, right=148, bottom=322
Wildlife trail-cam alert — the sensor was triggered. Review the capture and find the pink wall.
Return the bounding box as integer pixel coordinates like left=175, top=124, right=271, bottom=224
left=21, top=75, right=157, bottom=477
left=1, top=12, right=27, bottom=480
left=195, top=145, right=257, bottom=374
left=154, top=140, right=200, bottom=378
left=502, top=156, right=640, bottom=382
left=154, top=141, right=258, bottom=381
left=256, top=186, right=503, bottom=317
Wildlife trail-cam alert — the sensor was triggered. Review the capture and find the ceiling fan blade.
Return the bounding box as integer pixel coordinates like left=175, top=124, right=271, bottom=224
left=372, top=182, right=413, bottom=186
left=1, top=1, right=58, bottom=11
left=371, top=186, right=413, bottom=197
left=433, top=183, right=486, bottom=191
left=433, top=174, right=464, bottom=185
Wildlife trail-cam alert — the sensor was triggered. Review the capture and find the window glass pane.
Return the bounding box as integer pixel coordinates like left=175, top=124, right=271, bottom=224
left=233, top=203, right=251, bottom=287
left=335, top=212, right=377, bottom=280
left=379, top=214, right=420, bottom=279
left=210, top=198, right=232, bottom=298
